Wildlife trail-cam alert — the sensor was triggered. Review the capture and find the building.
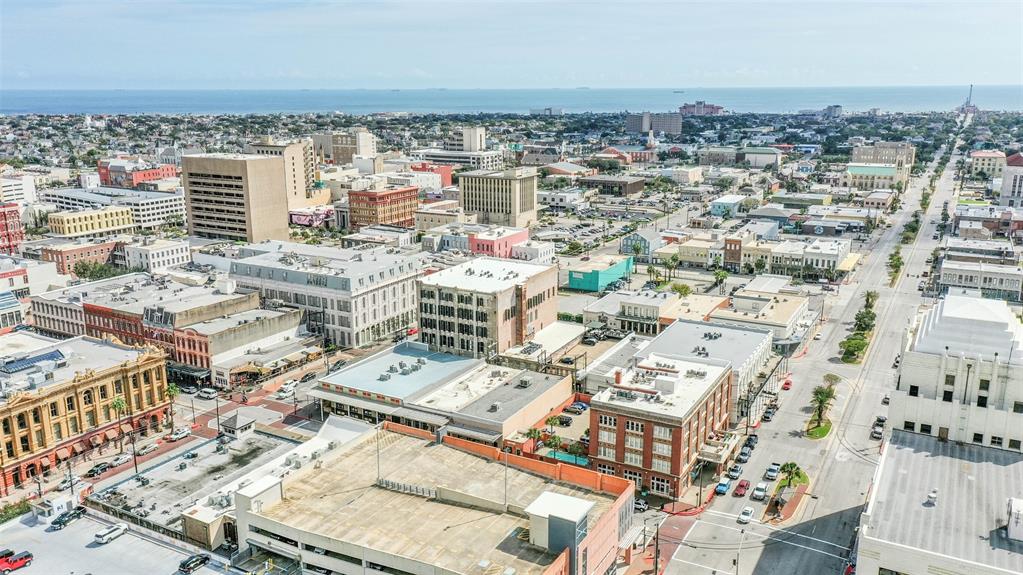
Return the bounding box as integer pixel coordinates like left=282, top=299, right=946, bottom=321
left=709, top=287, right=811, bottom=347
left=936, top=260, right=1023, bottom=301
left=567, top=255, right=633, bottom=292
left=413, top=200, right=477, bottom=231
left=313, top=127, right=378, bottom=165
left=0, top=291, right=23, bottom=334
left=40, top=187, right=186, bottom=231
left=418, top=257, right=557, bottom=356
left=458, top=167, right=539, bottom=228
left=680, top=101, right=725, bottom=116
left=697, top=146, right=739, bottom=166
left=588, top=351, right=734, bottom=498
left=772, top=191, right=833, bottom=209
left=625, top=111, right=683, bottom=135
left=347, top=185, right=419, bottom=229
left=0, top=203, right=24, bottom=255
left=0, top=333, right=170, bottom=492
left=620, top=229, right=664, bottom=263
left=863, top=189, right=896, bottom=211
left=409, top=162, right=454, bottom=187
left=710, top=194, right=746, bottom=218
left=0, top=256, right=69, bottom=299
left=842, top=163, right=899, bottom=191
left=182, top=153, right=289, bottom=242
left=233, top=425, right=632, bottom=575
left=578, top=175, right=645, bottom=197
left=537, top=188, right=591, bottom=212
left=0, top=177, right=34, bottom=204
left=999, top=152, right=1023, bottom=207
left=582, top=290, right=728, bottom=336
left=658, top=166, right=704, bottom=185
left=850, top=142, right=916, bottom=188
left=411, top=127, right=504, bottom=170
left=942, top=237, right=1020, bottom=266
left=340, top=224, right=416, bottom=248
left=229, top=241, right=424, bottom=348
left=32, top=236, right=125, bottom=276
left=47, top=206, right=136, bottom=239
left=248, top=136, right=330, bottom=210
left=969, top=150, right=1006, bottom=178
left=97, top=158, right=177, bottom=188
left=123, top=238, right=191, bottom=273
left=739, top=147, right=784, bottom=169
left=856, top=431, right=1023, bottom=575
left=892, top=293, right=1023, bottom=450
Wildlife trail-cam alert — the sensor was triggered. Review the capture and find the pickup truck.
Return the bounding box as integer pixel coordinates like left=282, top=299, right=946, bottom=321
left=765, top=463, right=781, bottom=481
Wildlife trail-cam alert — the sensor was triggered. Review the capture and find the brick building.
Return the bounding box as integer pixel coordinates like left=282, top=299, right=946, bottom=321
left=98, top=158, right=177, bottom=188
left=347, top=185, right=419, bottom=229
left=0, top=203, right=24, bottom=256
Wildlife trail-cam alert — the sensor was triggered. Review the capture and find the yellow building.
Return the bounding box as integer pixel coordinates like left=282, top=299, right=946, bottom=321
left=0, top=332, right=169, bottom=492
left=47, top=206, right=136, bottom=239
left=969, top=150, right=1006, bottom=178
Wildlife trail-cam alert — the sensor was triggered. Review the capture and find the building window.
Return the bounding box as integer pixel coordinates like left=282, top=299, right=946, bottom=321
left=652, top=442, right=672, bottom=456
left=624, top=435, right=643, bottom=450
left=1013, top=402, right=1023, bottom=414
left=650, top=476, right=670, bottom=495
left=908, top=385, right=919, bottom=397
left=597, top=463, right=615, bottom=476
left=624, top=451, right=642, bottom=466
left=903, top=421, right=915, bottom=432
left=990, top=436, right=1003, bottom=447
left=920, top=424, right=932, bottom=435
left=653, top=425, right=672, bottom=440
left=598, top=445, right=615, bottom=459
left=972, top=433, right=984, bottom=444
left=598, top=430, right=615, bottom=444
left=976, top=395, right=988, bottom=408
left=651, top=458, right=670, bottom=473
left=942, top=390, right=954, bottom=402
left=944, top=374, right=955, bottom=386
left=979, top=378, right=990, bottom=391
left=625, top=420, right=644, bottom=433
left=598, top=415, right=616, bottom=428
left=1009, top=439, right=1021, bottom=451
left=623, top=469, right=642, bottom=487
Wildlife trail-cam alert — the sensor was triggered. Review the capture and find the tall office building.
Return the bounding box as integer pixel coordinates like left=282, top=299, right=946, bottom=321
left=182, top=153, right=289, bottom=242
left=625, top=112, right=683, bottom=135
left=458, top=167, right=539, bottom=228
left=248, top=136, right=329, bottom=210
left=312, top=128, right=378, bottom=165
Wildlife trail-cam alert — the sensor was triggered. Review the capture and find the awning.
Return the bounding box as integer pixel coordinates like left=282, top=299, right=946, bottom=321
left=71, top=441, right=86, bottom=454
left=282, top=352, right=306, bottom=364
left=231, top=364, right=263, bottom=374
left=585, top=321, right=605, bottom=329
left=105, top=429, right=119, bottom=441
left=55, top=448, right=70, bottom=460
left=837, top=253, right=861, bottom=272
left=38, top=457, right=51, bottom=468
left=90, top=435, right=102, bottom=447
left=306, top=388, right=399, bottom=415
left=391, top=406, right=449, bottom=427
left=120, top=423, right=133, bottom=434
left=167, top=362, right=211, bottom=378
left=444, top=424, right=502, bottom=444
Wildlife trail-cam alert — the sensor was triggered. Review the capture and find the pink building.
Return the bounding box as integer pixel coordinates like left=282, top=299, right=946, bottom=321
left=468, top=226, right=529, bottom=258
left=410, top=162, right=454, bottom=187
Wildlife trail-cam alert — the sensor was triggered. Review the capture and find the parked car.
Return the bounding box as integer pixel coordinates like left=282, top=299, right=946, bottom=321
left=733, top=479, right=750, bottom=497
left=765, top=463, right=781, bottom=481
left=168, top=427, right=191, bottom=442
left=782, top=380, right=793, bottom=390
left=179, top=384, right=199, bottom=394
left=563, top=406, right=584, bottom=415
left=328, top=360, right=347, bottom=372
left=581, top=337, right=597, bottom=346
left=276, top=388, right=296, bottom=400
left=280, top=380, right=298, bottom=393
left=875, top=415, right=888, bottom=427
left=570, top=402, right=588, bottom=411
left=751, top=482, right=769, bottom=501
left=727, top=464, right=743, bottom=480
left=178, top=553, right=211, bottom=574
left=110, top=453, right=132, bottom=467
left=56, top=475, right=83, bottom=491
left=737, top=506, right=755, bottom=524
left=84, top=462, right=111, bottom=478
left=300, top=371, right=317, bottom=383
left=0, top=551, right=32, bottom=573
left=917, top=281, right=926, bottom=291
left=135, top=443, right=159, bottom=456
left=813, top=333, right=823, bottom=341
left=714, top=477, right=732, bottom=495
left=559, top=356, right=575, bottom=365
left=761, top=409, right=775, bottom=422
left=0, top=551, right=12, bottom=562
left=892, top=354, right=901, bottom=368
left=196, top=388, right=218, bottom=400
left=51, top=506, right=86, bottom=530
left=881, top=394, right=890, bottom=405
left=870, top=425, right=884, bottom=440
left=95, top=523, right=129, bottom=544
left=557, top=415, right=573, bottom=426
left=744, top=434, right=759, bottom=449
left=633, top=499, right=649, bottom=512
left=737, top=446, right=751, bottom=463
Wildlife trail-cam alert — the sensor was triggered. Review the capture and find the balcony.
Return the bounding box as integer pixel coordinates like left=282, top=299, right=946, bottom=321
left=697, top=432, right=740, bottom=465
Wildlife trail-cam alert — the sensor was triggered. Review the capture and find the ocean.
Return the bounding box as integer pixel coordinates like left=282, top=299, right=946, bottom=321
left=1, top=86, right=1020, bottom=116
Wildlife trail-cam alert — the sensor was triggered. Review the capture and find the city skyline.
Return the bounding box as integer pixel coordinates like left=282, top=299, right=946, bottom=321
left=2, top=0, right=1020, bottom=90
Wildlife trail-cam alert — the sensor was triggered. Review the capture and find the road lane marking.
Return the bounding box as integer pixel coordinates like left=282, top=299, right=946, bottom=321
left=701, top=510, right=850, bottom=551
left=669, top=557, right=725, bottom=573
left=687, top=518, right=848, bottom=560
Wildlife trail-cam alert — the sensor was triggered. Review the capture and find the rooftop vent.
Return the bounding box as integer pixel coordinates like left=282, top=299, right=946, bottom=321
left=379, top=373, right=391, bottom=381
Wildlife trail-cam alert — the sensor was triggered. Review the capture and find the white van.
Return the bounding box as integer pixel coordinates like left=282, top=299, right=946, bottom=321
left=95, top=523, right=128, bottom=544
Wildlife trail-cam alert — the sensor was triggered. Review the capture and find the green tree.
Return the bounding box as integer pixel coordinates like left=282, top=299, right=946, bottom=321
left=864, top=290, right=879, bottom=310
left=754, top=258, right=767, bottom=274
left=165, top=382, right=180, bottom=429
left=713, top=269, right=729, bottom=287
left=631, top=242, right=643, bottom=271
left=839, top=334, right=868, bottom=361
left=545, top=416, right=559, bottom=434
left=546, top=434, right=563, bottom=455
left=667, top=253, right=681, bottom=281
left=822, top=373, right=841, bottom=388
left=525, top=427, right=543, bottom=449
left=111, top=396, right=129, bottom=453
left=854, top=309, right=876, bottom=332
left=567, top=442, right=588, bottom=463
left=810, top=385, right=837, bottom=427
left=780, top=461, right=803, bottom=488
left=671, top=283, right=692, bottom=299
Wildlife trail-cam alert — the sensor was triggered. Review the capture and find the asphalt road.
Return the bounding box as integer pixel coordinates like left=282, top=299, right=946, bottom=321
left=670, top=117, right=968, bottom=574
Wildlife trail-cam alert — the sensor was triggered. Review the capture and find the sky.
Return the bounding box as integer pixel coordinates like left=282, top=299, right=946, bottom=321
left=1, top=0, right=1021, bottom=90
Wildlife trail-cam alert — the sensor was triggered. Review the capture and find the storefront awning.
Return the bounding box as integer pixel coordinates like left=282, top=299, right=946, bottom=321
left=71, top=441, right=86, bottom=454
left=307, top=387, right=399, bottom=415
left=55, top=448, right=70, bottom=460
left=391, top=406, right=449, bottom=427
left=167, top=362, right=212, bottom=378
left=105, top=429, right=119, bottom=441
left=38, top=457, right=51, bottom=468
left=90, top=435, right=102, bottom=447
left=837, top=253, right=861, bottom=272
left=120, top=423, right=134, bottom=434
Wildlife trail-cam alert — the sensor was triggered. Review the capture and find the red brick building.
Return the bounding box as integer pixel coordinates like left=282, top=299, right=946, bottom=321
left=40, top=238, right=123, bottom=275
left=348, top=185, right=419, bottom=229
left=98, top=158, right=177, bottom=188
left=410, top=162, right=454, bottom=187
left=0, top=203, right=24, bottom=255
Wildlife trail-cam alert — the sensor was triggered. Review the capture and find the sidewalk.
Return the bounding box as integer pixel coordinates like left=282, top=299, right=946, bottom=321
left=624, top=514, right=696, bottom=575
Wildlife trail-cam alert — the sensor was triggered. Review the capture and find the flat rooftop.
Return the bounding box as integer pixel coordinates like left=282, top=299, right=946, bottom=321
left=35, top=273, right=248, bottom=316
left=637, top=319, right=772, bottom=371
left=319, top=342, right=482, bottom=401
left=185, top=308, right=291, bottom=336
left=420, top=257, right=553, bottom=293
left=43, top=186, right=181, bottom=203
left=591, top=352, right=730, bottom=419
left=259, top=432, right=617, bottom=575
left=415, top=365, right=565, bottom=423
left=865, top=431, right=1023, bottom=573
left=710, top=291, right=807, bottom=326
left=569, top=254, right=628, bottom=273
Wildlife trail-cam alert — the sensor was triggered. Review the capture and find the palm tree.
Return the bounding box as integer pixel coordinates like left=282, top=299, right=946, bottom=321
left=111, top=396, right=128, bottom=453
left=667, top=253, right=680, bottom=281
left=646, top=265, right=656, bottom=280
left=713, top=269, right=728, bottom=287
left=671, top=282, right=692, bottom=299
left=780, top=461, right=803, bottom=488
left=165, top=382, right=180, bottom=429
left=810, top=385, right=837, bottom=427
left=546, top=435, right=563, bottom=455
left=525, top=427, right=543, bottom=450
left=631, top=242, right=643, bottom=271
left=545, top=415, right=559, bottom=434
left=864, top=290, right=879, bottom=310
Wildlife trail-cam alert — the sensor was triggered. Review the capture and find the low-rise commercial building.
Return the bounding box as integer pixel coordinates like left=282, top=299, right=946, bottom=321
left=123, top=237, right=191, bottom=273
left=582, top=290, right=728, bottom=335
left=47, top=206, right=136, bottom=239
left=0, top=256, right=69, bottom=300
left=709, top=194, right=745, bottom=217
left=842, top=163, right=899, bottom=191
left=347, top=184, right=419, bottom=229
left=942, top=237, right=1020, bottom=265
left=937, top=260, right=1023, bottom=301
left=97, top=158, right=177, bottom=188
left=566, top=255, right=633, bottom=292
left=968, top=149, right=1006, bottom=178
left=0, top=203, right=23, bottom=255
left=578, top=175, right=645, bottom=197
left=414, top=200, right=477, bottom=231
left=40, top=187, right=186, bottom=231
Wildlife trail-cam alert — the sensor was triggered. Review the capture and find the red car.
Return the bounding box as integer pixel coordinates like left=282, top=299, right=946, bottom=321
left=782, top=379, right=793, bottom=390
left=733, top=479, right=750, bottom=497
left=0, top=551, right=33, bottom=573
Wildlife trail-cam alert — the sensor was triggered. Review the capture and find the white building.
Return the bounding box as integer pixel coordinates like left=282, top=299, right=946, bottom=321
left=803, top=238, right=852, bottom=273
left=509, top=240, right=556, bottom=264
left=386, top=171, right=442, bottom=195
left=659, top=166, right=704, bottom=185
left=937, top=259, right=1023, bottom=301
left=892, top=293, right=1023, bottom=450
left=999, top=152, right=1023, bottom=207
left=40, top=187, right=186, bottom=230
left=537, top=188, right=590, bottom=211
left=0, top=256, right=71, bottom=299
left=0, top=176, right=36, bottom=204
left=123, top=238, right=191, bottom=273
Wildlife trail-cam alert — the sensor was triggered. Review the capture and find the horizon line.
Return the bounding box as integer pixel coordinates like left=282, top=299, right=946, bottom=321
left=1, top=83, right=1013, bottom=92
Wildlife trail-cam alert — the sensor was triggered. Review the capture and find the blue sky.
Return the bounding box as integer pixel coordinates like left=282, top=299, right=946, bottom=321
left=2, top=0, right=1020, bottom=90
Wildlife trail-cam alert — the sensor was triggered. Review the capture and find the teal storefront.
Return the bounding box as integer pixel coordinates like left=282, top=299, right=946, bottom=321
left=567, top=256, right=633, bottom=292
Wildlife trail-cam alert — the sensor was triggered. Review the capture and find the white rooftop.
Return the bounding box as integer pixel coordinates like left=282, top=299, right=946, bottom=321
left=524, top=491, right=594, bottom=523
left=591, top=352, right=730, bottom=420
left=419, top=257, right=552, bottom=293
left=912, top=293, right=1023, bottom=365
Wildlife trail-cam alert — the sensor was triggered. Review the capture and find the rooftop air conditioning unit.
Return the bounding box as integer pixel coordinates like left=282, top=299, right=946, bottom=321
left=379, top=373, right=391, bottom=381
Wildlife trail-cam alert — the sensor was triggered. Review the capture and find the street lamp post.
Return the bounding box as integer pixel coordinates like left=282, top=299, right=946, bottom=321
left=735, top=528, right=747, bottom=574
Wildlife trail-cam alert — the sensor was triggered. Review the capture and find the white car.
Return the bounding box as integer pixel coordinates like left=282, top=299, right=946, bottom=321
left=110, top=453, right=132, bottom=467
left=738, top=506, right=755, bottom=524
left=95, top=523, right=129, bottom=544
left=280, top=380, right=298, bottom=393
left=168, top=427, right=191, bottom=442
left=56, top=475, right=83, bottom=491
left=751, top=482, right=768, bottom=501
left=196, top=388, right=218, bottom=400
left=134, top=443, right=159, bottom=456
left=276, top=388, right=296, bottom=400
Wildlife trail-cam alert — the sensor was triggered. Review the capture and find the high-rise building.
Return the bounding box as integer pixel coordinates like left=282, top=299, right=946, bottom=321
left=417, top=257, right=557, bottom=357
left=312, top=128, right=377, bottom=165
left=182, top=153, right=289, bottom=242
left=680, top=101, right=725, bottom=116
left=248, top=136, right=330, bottom=210
left=347, top=185, right=419, bottom=229
left=458, top=167, right=539, bottom=228
left=850, top=142, right=916, bottom=189
left=0, top=203, right=24, bottom=255
left=625, top=112, right=683, bottom=135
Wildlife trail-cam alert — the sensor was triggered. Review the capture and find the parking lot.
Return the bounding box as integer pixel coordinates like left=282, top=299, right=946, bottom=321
left=0, top=514, right=222, bottom=575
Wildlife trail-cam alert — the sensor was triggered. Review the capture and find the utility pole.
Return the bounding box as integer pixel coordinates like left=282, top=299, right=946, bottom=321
left=375, top=422, right=382, bottom=482
left=214, top=393, right=222, bottom=436
left=735, top=528, right=747, bottom=574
